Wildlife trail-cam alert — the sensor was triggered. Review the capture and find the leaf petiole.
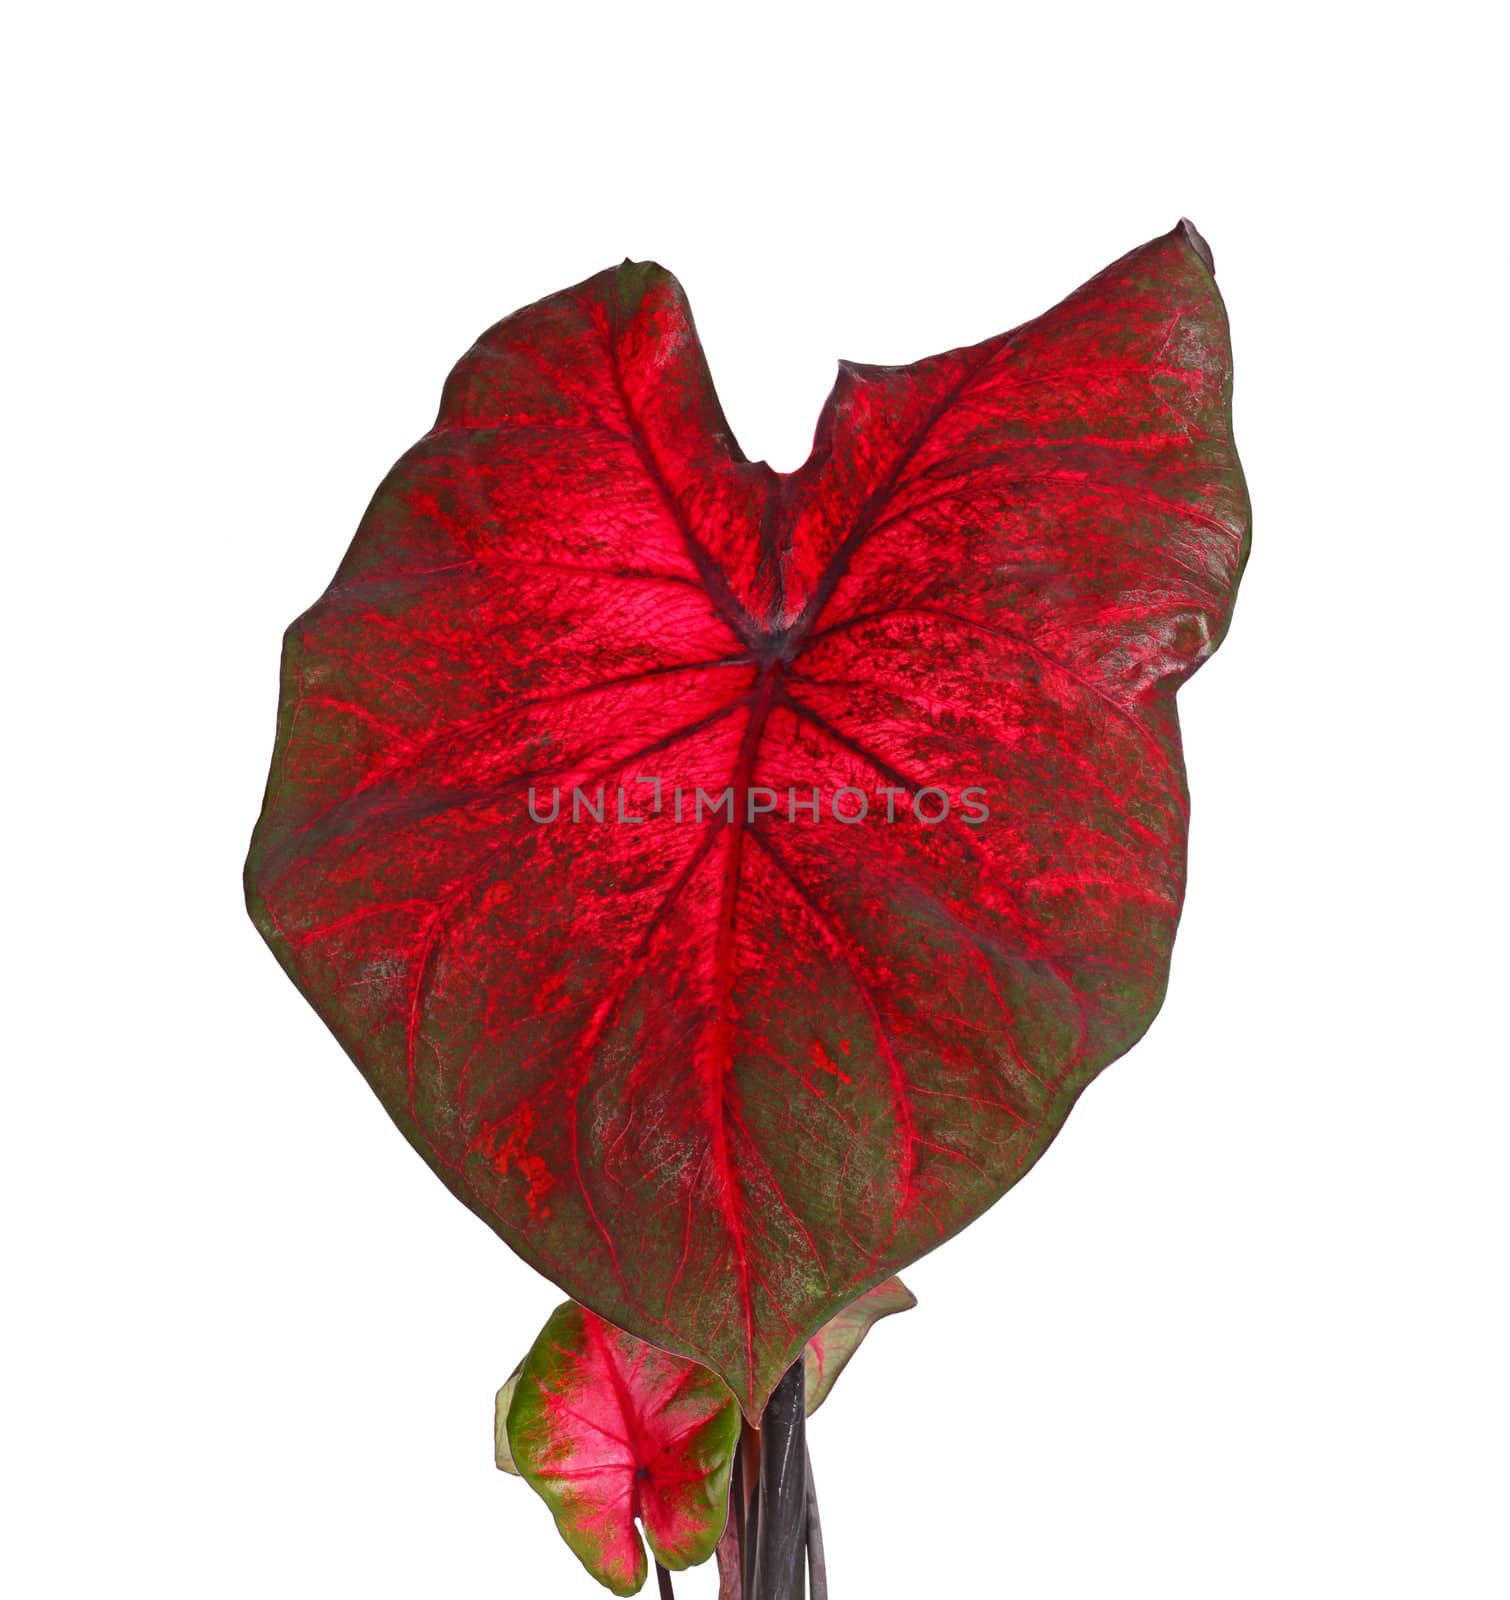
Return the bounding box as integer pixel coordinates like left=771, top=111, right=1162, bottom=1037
left=804, top=1444, right=826, bottom=1600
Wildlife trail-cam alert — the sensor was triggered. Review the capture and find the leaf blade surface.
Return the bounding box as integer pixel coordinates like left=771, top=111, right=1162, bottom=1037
left=247, top=222, right=1249, bottom=1416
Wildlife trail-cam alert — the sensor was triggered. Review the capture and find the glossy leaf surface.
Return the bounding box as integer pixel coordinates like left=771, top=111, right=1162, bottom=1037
left=506, top=1301, right=741, bottom=1594
left=803, top=1277, right=915, bottom=1415
left=246, top=222, right=1249, bottom=1417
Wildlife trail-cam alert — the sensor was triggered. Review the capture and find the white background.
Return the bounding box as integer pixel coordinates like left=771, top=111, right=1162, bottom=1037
left=6, top=4, right=1506, bottom=1596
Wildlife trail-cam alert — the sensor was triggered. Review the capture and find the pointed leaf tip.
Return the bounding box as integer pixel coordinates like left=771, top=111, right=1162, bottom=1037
left=1177, top=217, right=1215, bottom=274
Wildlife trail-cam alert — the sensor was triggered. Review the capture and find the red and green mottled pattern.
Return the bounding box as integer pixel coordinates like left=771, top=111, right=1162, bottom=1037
left=506, top=1301, right=741, bottom=1595
left=803, top=1276, right=915, bottom=1415
left=246, top=222, right=1249, bottom=1419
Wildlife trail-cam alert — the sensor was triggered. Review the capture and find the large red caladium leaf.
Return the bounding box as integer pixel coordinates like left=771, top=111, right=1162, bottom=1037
left=505, top=1301, right=741, bottom=1594
left=246, top=221, right=1249, bottom=1419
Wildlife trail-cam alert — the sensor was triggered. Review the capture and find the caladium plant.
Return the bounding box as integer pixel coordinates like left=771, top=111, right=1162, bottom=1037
left=246, top=219, right=1247, bottom=1595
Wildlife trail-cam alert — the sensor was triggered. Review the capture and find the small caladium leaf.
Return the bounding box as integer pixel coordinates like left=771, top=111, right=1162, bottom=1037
left=804, top=1277, right=916, bottom=1415
left=506, top=1301, right=741, bottom=1595
left=493, top=1361, right=523, bottom=1475
left=247, top=222, right=1249, bottom=1419
left=501, top=1281, right=905, bottom=1575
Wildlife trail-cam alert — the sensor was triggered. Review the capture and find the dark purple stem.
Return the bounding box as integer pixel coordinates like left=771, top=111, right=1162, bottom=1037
left=804, top=1443, right=826, bottom=1600
left=746, top=1360, right=808, bottom=1600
